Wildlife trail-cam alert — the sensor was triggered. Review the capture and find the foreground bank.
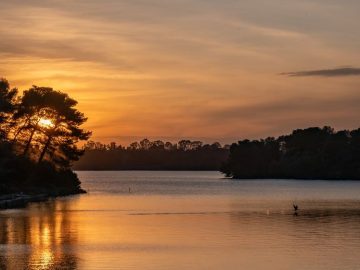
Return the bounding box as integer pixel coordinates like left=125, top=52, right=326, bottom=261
left=0, top=189, right=85, bottom=210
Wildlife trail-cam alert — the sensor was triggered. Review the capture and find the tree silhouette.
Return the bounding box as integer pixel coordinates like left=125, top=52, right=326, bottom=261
left=0, top=79, right=90, bottom=195
left=10, top=86, right=91, bottom=165
left=77, top=139, right=229, bottom=170
left=0, top=79, right=18, bottom=140
left=221, top=126, right=360, bottom=179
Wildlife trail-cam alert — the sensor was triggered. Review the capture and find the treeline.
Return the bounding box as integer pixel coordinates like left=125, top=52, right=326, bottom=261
left=73, top=139, right=229, bottom=170
left=221, top=126, right=360, bottom=179
left=0, top=78, right=90, bottom=195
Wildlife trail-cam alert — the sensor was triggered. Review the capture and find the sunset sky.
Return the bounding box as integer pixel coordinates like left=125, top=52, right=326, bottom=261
left=1, top=0, right=359, bottom=144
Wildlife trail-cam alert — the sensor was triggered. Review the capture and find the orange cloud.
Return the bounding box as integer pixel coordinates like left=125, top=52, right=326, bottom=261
left=1, top=0, right=360, bottom=144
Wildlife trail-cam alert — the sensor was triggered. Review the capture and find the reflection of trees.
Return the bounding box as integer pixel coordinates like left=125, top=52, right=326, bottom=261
left=0, top=199, right=78, bottom=269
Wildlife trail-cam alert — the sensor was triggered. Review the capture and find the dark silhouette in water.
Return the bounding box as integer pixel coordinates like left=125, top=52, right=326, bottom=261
left=221, top=126, right=360, bottom=180
left=293, top=204, right=299, bottom=212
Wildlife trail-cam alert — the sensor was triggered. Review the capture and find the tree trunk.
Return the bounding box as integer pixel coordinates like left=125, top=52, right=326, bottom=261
left=12, top=126, right=24, bottom=143
left=12, top=123, right=27, bottom=143
left=38, top=117, right=59, bottom=164
left=12, top=116, right=32, bottom=144
left=23, top=128, right=36, bottom=155
left=38, top=136, right=52, bottom=163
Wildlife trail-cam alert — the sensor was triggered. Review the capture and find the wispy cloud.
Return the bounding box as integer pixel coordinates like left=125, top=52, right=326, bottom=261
left=1, top=1, right=360, bottom=142
left=281, top=67, right=360, bottom=77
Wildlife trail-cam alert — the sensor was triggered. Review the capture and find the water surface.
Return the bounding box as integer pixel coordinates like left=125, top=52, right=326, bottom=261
left=1, top=171, right=360, bottom=269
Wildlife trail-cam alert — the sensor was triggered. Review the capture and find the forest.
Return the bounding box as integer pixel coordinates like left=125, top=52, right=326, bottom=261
left=2, top=77, right=360, bottom=190
left=0, top=78, right=90, bottom=195
left=221, top=126, right=360, bottom=179
left=74, top=139, right=229, bottom=170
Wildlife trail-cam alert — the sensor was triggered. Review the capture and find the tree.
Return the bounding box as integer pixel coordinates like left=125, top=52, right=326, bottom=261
left=139, top=138, right=151, bottom=150
left=191, top=141, right=203, bottom=150
left=11, top=86, right=55, bottom=154
left=84, top=140, right=96, bottom=150
left=0, top=79, right=91, bottom=195
left=178, top=140, right=192, bottom=151
left=74, top=139, right=229, bottom=170
left=0, top=78, right=18, bottom=140
left=221, top=126, right=360, bottom=179
left=109, top=142, right=117, bottom=150
left=211, top=142, right=221, bottom=149
left=30, top=87, right=92, bottom=167
left=9, top=86, right=91, bottom=165
left=150, top=140, right=165, bottom=150
left=164, top=141, right=174, bottom=151
left=129, top=141, right=140, bottom=150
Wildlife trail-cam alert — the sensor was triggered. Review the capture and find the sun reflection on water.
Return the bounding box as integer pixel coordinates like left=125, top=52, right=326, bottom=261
left=35, top=249, right=54, bottom=270
left=2, top=172, right=360, bottom=270
left=0, top=199, right=79, bottom=269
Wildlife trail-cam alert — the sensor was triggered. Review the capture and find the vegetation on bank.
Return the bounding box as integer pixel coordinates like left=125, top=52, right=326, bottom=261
left=0, top=78, right=91, bottom=195
left=74, top=139, right=229, bottom=170
left=221, top=127, right=360, bottom=179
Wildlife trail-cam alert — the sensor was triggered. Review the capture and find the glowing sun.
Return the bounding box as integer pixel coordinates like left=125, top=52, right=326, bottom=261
left=39, top=118, right=54, bottom=128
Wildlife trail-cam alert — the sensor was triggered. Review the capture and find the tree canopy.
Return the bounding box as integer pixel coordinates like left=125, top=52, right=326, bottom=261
left=74, top=139, right=229, bottom=170
left=0, top=79, right=18, bottom=139
left=221, top=126, right=360, bottom=179
left=0, top=78, right=91, bottom=194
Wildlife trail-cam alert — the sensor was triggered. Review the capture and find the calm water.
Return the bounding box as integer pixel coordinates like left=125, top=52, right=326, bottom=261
left=1, top=171, right=360, bottom=270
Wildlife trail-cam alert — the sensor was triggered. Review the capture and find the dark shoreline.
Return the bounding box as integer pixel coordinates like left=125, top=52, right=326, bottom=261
left=0, top=189, right=86, bottom=210
left=74, top=169, right=220, bottom=171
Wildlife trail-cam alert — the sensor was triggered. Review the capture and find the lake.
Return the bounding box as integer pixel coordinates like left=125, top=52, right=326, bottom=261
left=1, top=171, right=360, bottom=269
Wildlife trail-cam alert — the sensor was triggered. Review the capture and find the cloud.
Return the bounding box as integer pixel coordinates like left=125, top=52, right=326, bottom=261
left=1, top=0, right=360, bottom=143
left=281, top=67, right=360, bottom=77
left=204, top=95, right=360, bottom=121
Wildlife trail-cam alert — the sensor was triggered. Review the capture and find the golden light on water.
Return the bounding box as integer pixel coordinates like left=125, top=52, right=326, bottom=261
left=1, top=178, right=360, bottom=269
left=38, top=249, right=54, bottom=270
left=0, top=201, right=78, bottom=269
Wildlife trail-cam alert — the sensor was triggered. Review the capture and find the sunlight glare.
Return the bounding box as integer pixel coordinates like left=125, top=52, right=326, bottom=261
left=39, top=118, right=54, bottom=128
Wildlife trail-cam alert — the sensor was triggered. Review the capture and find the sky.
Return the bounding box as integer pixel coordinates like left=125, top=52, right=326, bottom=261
left=1, top=0, right=359, bottom=145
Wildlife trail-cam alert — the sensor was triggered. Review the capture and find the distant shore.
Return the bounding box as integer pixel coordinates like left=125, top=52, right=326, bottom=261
left=74, top=169, right=220, bottom=171
left=75, top=170, right=360, bottom=180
